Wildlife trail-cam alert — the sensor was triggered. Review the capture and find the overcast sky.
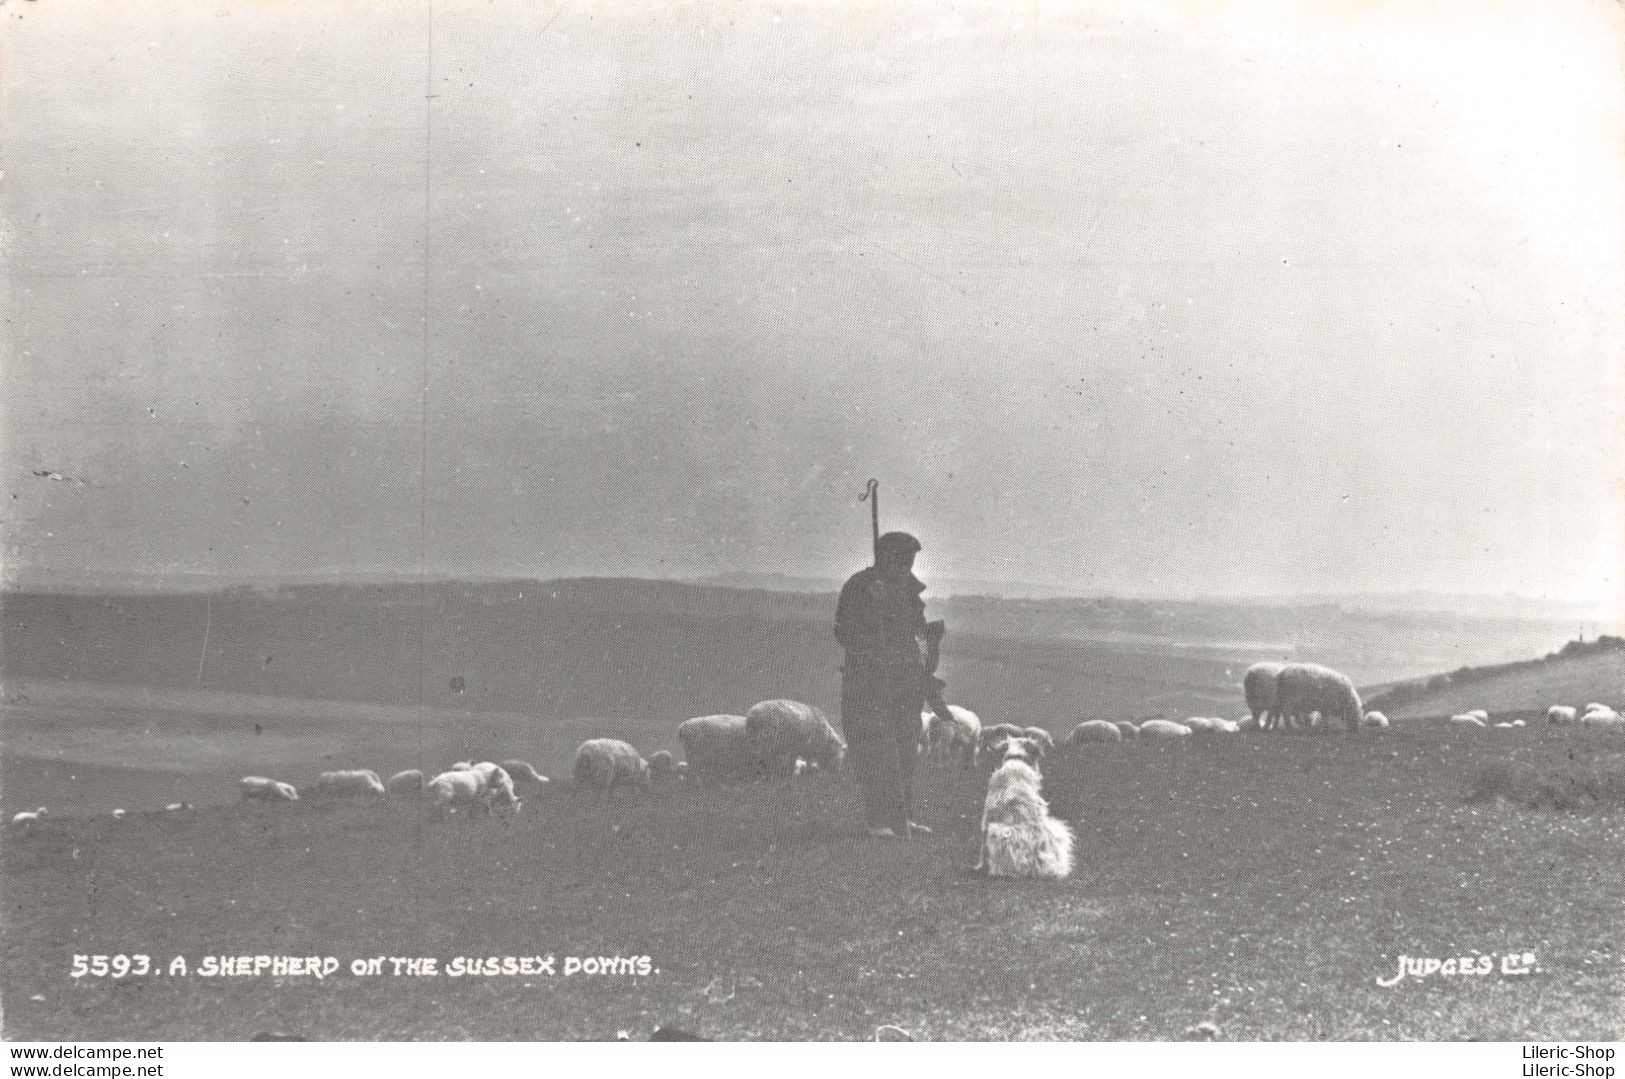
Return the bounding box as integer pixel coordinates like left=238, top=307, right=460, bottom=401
left=3, top=0, right=1621, bottom=610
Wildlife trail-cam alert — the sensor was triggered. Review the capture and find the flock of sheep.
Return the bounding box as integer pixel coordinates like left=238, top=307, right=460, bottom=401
left=9, top=668, right=1624, bottom=828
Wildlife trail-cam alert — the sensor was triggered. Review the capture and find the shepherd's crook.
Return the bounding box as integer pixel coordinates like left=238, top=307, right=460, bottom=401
left=860, top=478, right=879, bottom=565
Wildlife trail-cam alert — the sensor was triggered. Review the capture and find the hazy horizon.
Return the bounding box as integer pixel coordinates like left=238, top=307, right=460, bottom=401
left=4, top=1, right=1622, bottom=617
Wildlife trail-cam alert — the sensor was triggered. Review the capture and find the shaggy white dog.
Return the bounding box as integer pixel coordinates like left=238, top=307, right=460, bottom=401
left=974, top=737, right=1075, bottom=880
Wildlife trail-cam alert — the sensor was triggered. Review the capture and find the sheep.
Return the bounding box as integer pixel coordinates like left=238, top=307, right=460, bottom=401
left=1582, top=704, right=1608, bottom=715
left=1547, top=705, right=1578, bottom=726
left=979, top=723, right=1026, bottom=758
left=677, top=714, right=754, bottom=785
left=1581, top=706, right=1623, bottom=728
left=1138, top=720, right=1192, bottom=739
left=1274, top=663, right=1363, bottom=733
left=1448, top=713, right=1487, bottom=729
left=1021, top=726, right=1056, bottom=754
left=922, top=704, right=981, bottom=767
left=11, top=807, right=48, bottom=825
left=1208, top=717, right=1241, bottom=734
left=1243, top=662, right=1285, bottom=729
left=386, top=769, right=427, bottom=796
left=573, top=739, right=652, bottom=796
left=1115, top=721, right=1139, bottom=739
left=426, top=767, right=519, bottom=818
left=315, top=769, right=387, bottom=798
left=1067, top=720, right=1123, bottom=745
left=165, top=801, right=192, bottom=813
left=1466, top=709, right=1490, bottom=722
left=240, top=776, right=299, bottom=801
left=744, top=699, right=846, bottom=777
left=1361, top=711, right=1390, bottom=730
left=111, top=808, right=126, bottom=820
left=1512, top=719, right=1526, bottom=728
left=498, top=760, right=550, bottom=790
left=1493, top=721, right=1515, bottom=729
left=648, top=750, right=677, bottom=783
left=1184, top=716, right=1221, bottom=734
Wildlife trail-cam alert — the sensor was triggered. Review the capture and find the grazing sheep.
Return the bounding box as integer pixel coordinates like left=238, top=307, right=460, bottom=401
left=165, top=801, right=192, bottom=813
left=1067, top=720, right=1123, bottom=745
left=1466, top=709, right=1490, bottom=722
left=240, top=776, right=299, bottom=801
left=1244, top=662, right=1286, bottom=729
left=111, top=808, right=126, bottom=820
left=1548, top=706, right=1578, bottom=725
left=1493, top=721, right=1515, bottom=729
left=1274, top=663, right=1363, bottom=733
left=1361, top=711, right=1390, bottom=730
left=1583, top=703, right=1609, bottom=715
left=1021, top=726, right=1056, bottom=754
left=498, top=759, right=550, bottom=790
left=1184, top=716, right=1221, bottom=734
left=923, top=704, right=981, bottom=767
left=1512, top=719, right=1526, bottom=728
left=11, top=808, right=48, bottom=825
left=426, top=768, right=519, bottom=817
left=744, top=699, right=846, bottom=777
left=648, top=750, right=677, bottom=783
left=1207, top=717, right=1241, bottom=734
left=386, top=769, right=427, bottom=796
left=1138, top=720, right=1192, bottom=739
left=315, top=769, right=387, bottom=798
left=1448, top=714, right=1487, bottom=729
left=677, top=714, right=754, bottom=786
left=1582, top=706, right=1623, bottom=729
left=573, top=739, right=652, bottom=795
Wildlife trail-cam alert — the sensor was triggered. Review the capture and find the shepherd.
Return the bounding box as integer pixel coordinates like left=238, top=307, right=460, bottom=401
left=834, top=480, right=949, bottom=839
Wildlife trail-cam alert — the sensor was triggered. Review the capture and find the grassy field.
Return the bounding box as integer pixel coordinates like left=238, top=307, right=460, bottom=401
left=4, top=711, right=1623, bottom=1041
left=1382, top=649, right=1625, bottom=721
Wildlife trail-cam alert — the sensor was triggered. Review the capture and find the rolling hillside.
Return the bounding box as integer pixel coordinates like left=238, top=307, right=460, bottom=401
left=1377, top=647, right=1625, bottom=720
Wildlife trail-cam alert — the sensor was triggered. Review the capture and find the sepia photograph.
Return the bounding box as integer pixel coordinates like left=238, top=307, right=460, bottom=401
left=2, top=0, right=1623, bottom=1053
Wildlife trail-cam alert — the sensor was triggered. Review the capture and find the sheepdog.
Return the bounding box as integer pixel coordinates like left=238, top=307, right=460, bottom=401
left=974, top=736, right=1075, bottom=880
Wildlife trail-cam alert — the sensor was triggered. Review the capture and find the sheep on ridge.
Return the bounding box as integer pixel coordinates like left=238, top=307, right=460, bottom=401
left=1138, top=720, right=1192, bottom=739
left=745, top=700, right=846, bottom=777
left=240, top=776, right=299, bottom=801
left=1067, top=720, right=1122, bottom=745
left=315, top=769, right=387, bottom=798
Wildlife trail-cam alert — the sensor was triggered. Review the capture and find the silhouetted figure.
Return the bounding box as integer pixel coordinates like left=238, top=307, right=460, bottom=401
left=834, top=531, right=946, bottom=839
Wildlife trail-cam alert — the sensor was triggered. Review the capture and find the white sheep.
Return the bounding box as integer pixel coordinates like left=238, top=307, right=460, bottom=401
left=1582, top=704, right=1608, bottom=715
left=315, top=769, right=387, bottom=798
left=1244, top=662, right=1286, bottom=729
left=1138, top=720, right=1192, bottom=739
left=240, top=776, right=299, bottom=801
left=1067, top=720, right=1123, bottom=745
left=112, top=808, right=126, bottom=820
left=922, top=704, right=981, bottom=767
left=426, top=766, right=519, bottom=817
left=677, top=714, right=753, bottom=785
left=1183, top=717, right=1220, bottom=734
left=498, top=759, right=550, bottom=790
left=1448, top=714, right=1487, bottom=729
left=1275, top=663, right=1364, bottom=733
left=744, top=699, right=846, bottom=777
left=1548, top=705, right=1578, bottom=726
left=1361, top=711, right=1390, bottom=730
left=11, top=807, right=48, bottom=824
left=165, top=801, right=192, bottom=812
left=1581, top=706, right=1622, bottom=729
left=1512, top=719, right=1526, bottom=728
left=573, top=739, right=651, bottom=795
left=386, top=769, right=427, bottom=796
left=1466, top=709, right=1490, bottom=722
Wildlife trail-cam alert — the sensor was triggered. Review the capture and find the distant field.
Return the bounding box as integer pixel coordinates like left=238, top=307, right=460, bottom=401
left=4, top=719, right=1622, bottom=1041
left=1382, top=650, right=1625, bottom=721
